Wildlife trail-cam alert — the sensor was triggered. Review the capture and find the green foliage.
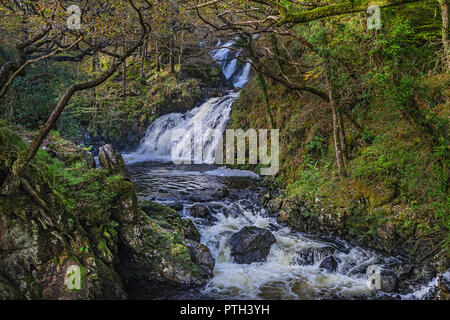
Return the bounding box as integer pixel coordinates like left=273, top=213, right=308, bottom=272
left=0, top=49, right=75, bottom=129
left=35, top=147, right=116, bottom=226
left=230, top=3, right=449, bottom=259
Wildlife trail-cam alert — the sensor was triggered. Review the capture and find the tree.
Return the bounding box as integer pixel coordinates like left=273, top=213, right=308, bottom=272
left=183, top=0, right=429, bottom=174
left=1, top=0, right=152, bottom=207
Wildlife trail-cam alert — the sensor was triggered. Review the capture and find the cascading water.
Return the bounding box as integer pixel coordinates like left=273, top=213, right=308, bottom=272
left=124, top=94, right=237, bottom=164
left=125, top=39, right=251, bottom=164
left=123, top=39, right=443, bottom=300
left=210, top=40, right=252, bottom=89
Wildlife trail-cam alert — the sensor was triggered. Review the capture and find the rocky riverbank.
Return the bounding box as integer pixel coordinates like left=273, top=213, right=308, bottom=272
left=0, top=124, right=214, bottom=299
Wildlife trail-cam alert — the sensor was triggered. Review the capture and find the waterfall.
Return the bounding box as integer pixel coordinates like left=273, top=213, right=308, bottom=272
left=125, top=95, right=237, bottom=164
left=125, top=39, right=252, bottom=164
left=210, top=40, right=252, bottom=88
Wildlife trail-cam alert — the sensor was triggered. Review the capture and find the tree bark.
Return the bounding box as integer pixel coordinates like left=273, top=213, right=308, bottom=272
left=0, top=38, right=82, bottom=98
left=141, top=37, right=147, bottom=84
left=156, top=40, right=161, bottom=72
left=123, top=60, right=128, bottom=98
left=169, top=35, right=176, bottom=74
left=275, top=0, right=423, bottom=24
left=326, top=73, right=346, bottom=175
left=0, top=61, right=18, bottom=89
left=337, top=104, right=347, bottom=162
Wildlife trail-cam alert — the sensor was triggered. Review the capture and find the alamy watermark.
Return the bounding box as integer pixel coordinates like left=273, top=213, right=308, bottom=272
left=170, top=122, right=280, bottom=176
left=65, top=265, right=81, bottom=290
left=367, top=5, right=382, bottom=30
left=65, top=4, right=382, bottom=31
left=67, top=5, right=81, bottom=30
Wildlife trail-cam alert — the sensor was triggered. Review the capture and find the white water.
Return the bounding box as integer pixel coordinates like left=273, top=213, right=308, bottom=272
left=210, top=40, right=252, bottom=88
left=180, top=200, right=382, bottom=299
left=124, top=95, right=237, bottom=164
left=124, top=39, right=446, bottom=300
left=125, top=39, right=252, bottom=165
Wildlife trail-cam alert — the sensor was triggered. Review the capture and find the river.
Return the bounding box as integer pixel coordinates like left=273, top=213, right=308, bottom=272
left=119, top=40, right=446, bottom=300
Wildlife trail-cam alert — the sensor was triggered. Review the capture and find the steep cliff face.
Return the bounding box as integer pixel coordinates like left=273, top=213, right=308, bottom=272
left=0, top=125, right=213, bottom=299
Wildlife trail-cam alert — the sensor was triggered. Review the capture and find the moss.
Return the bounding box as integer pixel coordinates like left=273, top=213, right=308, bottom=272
left=97, top=238, right=113, bottom=262
left=137, top=200, right=203, bottom=279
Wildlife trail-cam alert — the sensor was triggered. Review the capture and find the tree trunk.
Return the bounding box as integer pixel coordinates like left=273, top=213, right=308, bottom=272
left=0, top=61, right=18, bottom=89
left=441, top=0, right=450, bottom=71
left=156, top=40, right=161, bottom=72
left=178, top=32, right=185, bottom=66
left=326, top=73, right=346, bottom=175
left=91, top=52, right=99, bottom=131
left=337, top=105, right=347, bottom=162
left=141, top=37, right=147, bottom=85
left=256, top=70, right=274, bottom=127
left=90, top=52, right=99, bottom=107
left=11, top=41, right=144, bottom=177
left=123, top=59, right=128, bottom=98
left=169, top=35, right=175, bottom=74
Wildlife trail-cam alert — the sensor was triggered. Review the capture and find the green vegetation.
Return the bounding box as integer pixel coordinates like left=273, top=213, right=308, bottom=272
left=229, top=3, right=449, bottom=264
left=0, top=0, right=449, bottom=298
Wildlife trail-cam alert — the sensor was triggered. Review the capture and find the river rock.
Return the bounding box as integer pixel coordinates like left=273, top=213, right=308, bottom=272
left=213, top=188, right=229, bottom=199
left=98, top=144, right=129, bottom=178
left=167, top=203, right=184, bottom=212
left=229, top=227, right=276, bottom=264
left=83, top=150, right=96, bottom=169
left=185, top=240, right=215, bottom=278
left=189, top=204, right=210, bottom=219
left=295, top=246, right=336, bottom=266
left=319, top=256, right=339, bottom=272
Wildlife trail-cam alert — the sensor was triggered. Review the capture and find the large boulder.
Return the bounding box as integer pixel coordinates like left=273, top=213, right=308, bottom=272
left=185, top=240, right=215, bottom=278
left=229, top=227, right=276, bottom=264
left=118, top=201, right=214, bottom=296
left=189, top=204, right=211, bottom=219
left=45, top=136, right=96, bottom=169
left=319, top=256, right=339, bottom=272
left=295, top=246, right=336, bottom=266
left=98, top=144, right=129, bottom=178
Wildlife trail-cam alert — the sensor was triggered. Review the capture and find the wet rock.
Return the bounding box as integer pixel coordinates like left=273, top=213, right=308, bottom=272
left=436, top=274, right=450, bottom=300
left=189, top=204, right=210, bottom=219
left=229, top=227, right=276, bottom=264
left=98, top=144, right=129, bottom=178
left=296, top=248, right=315, bottom=265
left=183, top=219, right=201, bottom=242
left=261, top=193, right=271, bottom=206
left=214, top=188, right=229, bottom=199
left=267, top=198, right=283, bottom=214
left=295, top=246, right=336, bottom=266
left=120, top=201, right=212, bottom=289
left=167, top=203, right=184, bottom=212
left=367, top=265, right=397, bottom=293
left=239, top=199, right=253, bottom=209
left=319, top=256, right=339, bottom=272
left=224, top=203, right=242, bottom=218
left=185, top=240, right=215, bottom=278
